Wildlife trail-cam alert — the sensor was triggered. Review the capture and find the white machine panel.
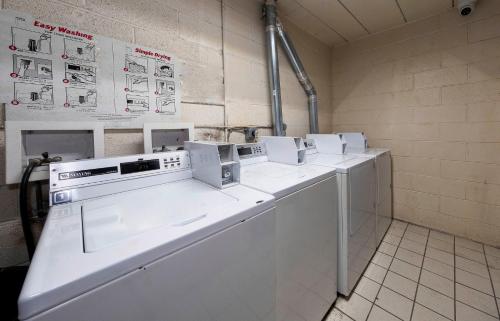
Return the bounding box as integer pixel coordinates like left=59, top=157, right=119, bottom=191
left=374, top=150, right=392, bottom=245
left=18, top=150, right=277, bottom=321
left=49, top=151, right=190, bottom=205
left=186, top=141, right=240, bottom=189
left=5, top=120, right=104, bottom=184
left=307, top=134, right=346, bottom=155
left=143, top=122, right=194, bottom=153
left=237, top=142, right=338, bottom=321
left=304, top=135, right=377, bottom=296
left=335, top=131, right=393, bottom=246
left=260, top=136, right=306, bottom=165
left=336, top=132, right=368, bottom=152
left=24, top=209, right=276, bottom=321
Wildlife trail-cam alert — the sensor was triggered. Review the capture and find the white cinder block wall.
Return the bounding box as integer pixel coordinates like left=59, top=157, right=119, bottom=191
left=331, top=0, right=500, bottom=246
left=0, top=0, right=332, bottom=266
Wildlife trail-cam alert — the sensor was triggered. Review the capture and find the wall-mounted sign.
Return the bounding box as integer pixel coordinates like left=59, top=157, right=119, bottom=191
left=0, top=10, right=181, bottom=127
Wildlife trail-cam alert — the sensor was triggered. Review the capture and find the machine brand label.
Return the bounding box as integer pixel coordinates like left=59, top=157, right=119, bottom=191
left=59, top=166, right=118, bottom=180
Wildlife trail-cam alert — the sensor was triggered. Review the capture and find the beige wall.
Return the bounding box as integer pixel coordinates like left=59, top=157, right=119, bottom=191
left=331, top=0, right=500, bottom=246
left=0, top=0, right=332, bottom=266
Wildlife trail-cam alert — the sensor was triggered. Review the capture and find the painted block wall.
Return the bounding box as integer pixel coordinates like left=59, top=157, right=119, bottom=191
left=331, top=0, right=500, bottom=246
left=0, top=0, right=332, bottom=266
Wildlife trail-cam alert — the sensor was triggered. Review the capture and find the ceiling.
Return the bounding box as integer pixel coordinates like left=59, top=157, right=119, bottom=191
left=277, top=0, right=454, bottom=46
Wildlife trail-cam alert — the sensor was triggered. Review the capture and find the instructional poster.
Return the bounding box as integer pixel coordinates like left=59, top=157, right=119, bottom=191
left=0, top=10, right=181, bottom=126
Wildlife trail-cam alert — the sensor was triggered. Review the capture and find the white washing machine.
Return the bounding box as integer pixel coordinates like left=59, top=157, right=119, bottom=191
left=18, top=146, right=277, bottom=321
left=336, top=132, right=392, bottom=247
left=304, top=135, right=377, bottom=297
left=237, top=137, right=338, bottom=321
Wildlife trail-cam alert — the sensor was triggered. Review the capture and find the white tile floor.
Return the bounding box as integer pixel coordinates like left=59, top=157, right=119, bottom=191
left=327, top=220, right=500, bottom=321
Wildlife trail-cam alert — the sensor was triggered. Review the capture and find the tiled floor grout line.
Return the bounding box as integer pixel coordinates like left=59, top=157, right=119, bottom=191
left=364, top=223, right=409, bottom=321
left=413, top=284, right=455, bottom=320
left=372, top=300, right=406, bottom=321
left=454, top=253, right=487, bottom=266
left=380, top=232, right=497, bottom=298
left=410, top=232, right=500, bottom=320
left=453, top=234, right=456, bottom=321
left=422, top=265, right=453, bottom=282
left=455, top=264, right=490, bottom=279
left=455, top=278, right=497, bottom=298
left=333, top=302, right=358, bottom=321
left=388, top=226, right=500, bottom=320
left=415, top=282, right=500, bottom=320
left=371, top=259, right=420, bottom=284
left=408, top=228, right=429, bottom=321
left=399, top=226, right=500, bottom=320
left=398, top=237, right=493, bottom=276
left=333, top=221, right=500, bottom=321
left=484, top=243, right=500, bottom=319
left=455, top=297, right=500, bottom=319
left=455, top=263, right=493, bottom=279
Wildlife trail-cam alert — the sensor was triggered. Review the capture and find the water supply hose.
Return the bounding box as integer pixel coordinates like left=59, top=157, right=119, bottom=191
left=19, top=152, right=62, bottom=260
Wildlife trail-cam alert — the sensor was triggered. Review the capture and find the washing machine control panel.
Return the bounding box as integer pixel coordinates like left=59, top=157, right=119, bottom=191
left=49, top=151, right=191, bottom=205
left=236, top=143, right=266, bottom=159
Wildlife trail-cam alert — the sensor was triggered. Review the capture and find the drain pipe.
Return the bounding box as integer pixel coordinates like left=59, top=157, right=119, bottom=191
left=276, top=19, right=319, bottom=134
left=264, top=0, right=286, bottom=136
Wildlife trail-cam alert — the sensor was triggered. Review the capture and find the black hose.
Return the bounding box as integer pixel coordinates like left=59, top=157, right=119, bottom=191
left=35, top=181, right=45, bottom=218
left=19, top=160, right=39, bottom=260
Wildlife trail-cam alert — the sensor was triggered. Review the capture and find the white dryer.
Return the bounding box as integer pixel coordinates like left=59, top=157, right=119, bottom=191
left=18, top=147, right=277, bottom=321
left=336, top=132, right=392, bottom=247
left=237, top=137, right=338, bottom=321
left=304, top=135, right=377, bottom=297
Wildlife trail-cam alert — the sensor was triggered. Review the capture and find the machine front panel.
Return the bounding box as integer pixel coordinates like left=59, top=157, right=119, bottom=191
left=25, top=209, right=277, bottom=321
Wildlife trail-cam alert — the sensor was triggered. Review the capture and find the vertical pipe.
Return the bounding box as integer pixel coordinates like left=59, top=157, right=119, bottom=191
left=221, top=0, right=229, bottom=142
left=276, top=20, right=319, bottom=134
left=264, top=0, right=285, bottom=136
left=308, top=91, right=319, bottom=134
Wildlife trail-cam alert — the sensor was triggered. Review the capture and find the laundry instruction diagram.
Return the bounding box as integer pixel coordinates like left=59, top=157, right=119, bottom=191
left=0, top=10, right=180, bottom=125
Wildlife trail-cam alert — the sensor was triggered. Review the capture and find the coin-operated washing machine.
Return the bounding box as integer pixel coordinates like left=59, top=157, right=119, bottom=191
left=18, top=144, right=277, bottom=321
left=237, top=136, right=338, bottom=321
left=304, top=135, right=377, bottom=297
left=336, top=132, right=392, bottom=247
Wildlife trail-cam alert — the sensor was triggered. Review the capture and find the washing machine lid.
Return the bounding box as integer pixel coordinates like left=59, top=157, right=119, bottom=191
left=306, top=153, right=370, bottom=173
left=240, top=161, right=335, bottom=199
left=82, top=180, right=239, bottom=252
left=346, top=148, right=390, bottom=159
left=18, top=179, right=275, bottom=320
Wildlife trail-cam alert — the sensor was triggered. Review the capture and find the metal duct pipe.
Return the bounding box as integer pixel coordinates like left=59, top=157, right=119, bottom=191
left=276, top=19, right=319, bottom=134
left=264, top=0, right=286, bottom=136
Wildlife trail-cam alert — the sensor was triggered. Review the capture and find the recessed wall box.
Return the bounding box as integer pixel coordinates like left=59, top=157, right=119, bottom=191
left=185, top=141, right=240, bottom=189
left=5, top=121, right=105, bottom=184
left=143, top=122, right=194, bottom=154
left=260, top=136, right=306, bottom=165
